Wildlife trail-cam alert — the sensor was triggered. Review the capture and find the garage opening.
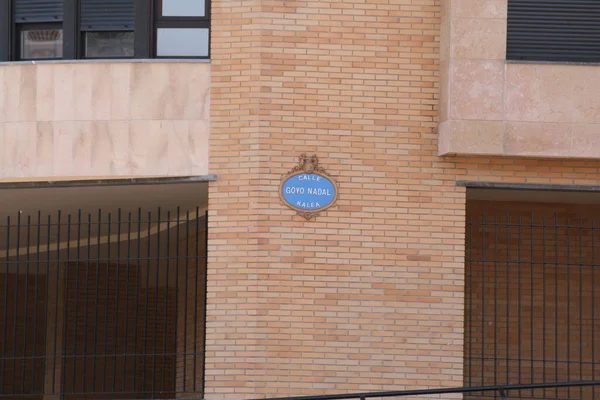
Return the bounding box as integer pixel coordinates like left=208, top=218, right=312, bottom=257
left=465, top=189, right=600, bottom=399
left=0, top=182, right=208, bottom=399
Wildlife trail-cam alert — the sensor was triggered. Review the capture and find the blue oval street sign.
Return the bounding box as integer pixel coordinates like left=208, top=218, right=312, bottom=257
left=281, top=173, right=337, bottom=211
left=280, top=154, right=338, bottom=220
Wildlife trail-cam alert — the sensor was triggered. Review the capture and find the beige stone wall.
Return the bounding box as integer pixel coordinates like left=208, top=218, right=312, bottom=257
left=439, top=0, right=600, bottom=158
left=0, top=61, right=210, bottom=180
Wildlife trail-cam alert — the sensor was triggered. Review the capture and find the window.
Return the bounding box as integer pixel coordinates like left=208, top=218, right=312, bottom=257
left=20, top=25, right=63, bottom=60
left=155, top=0, right=210, bottom=58
left=14, top=0, right=63, bottom=60
left=507, top=0, right=600, bottom=63
left=80, top=0, right=135, bottom=58
left=0, top=0, right=210, bottom=61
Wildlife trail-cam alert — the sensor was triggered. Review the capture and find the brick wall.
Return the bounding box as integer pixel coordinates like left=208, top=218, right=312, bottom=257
left=208, top=0, right=600, bottom=398
left=465, top=200, right=600, bottom=400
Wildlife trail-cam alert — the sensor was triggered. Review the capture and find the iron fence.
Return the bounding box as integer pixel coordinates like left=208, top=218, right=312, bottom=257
left=0, top=207, right=207, bottom=399
left=466, top=203, right=600, bottom=399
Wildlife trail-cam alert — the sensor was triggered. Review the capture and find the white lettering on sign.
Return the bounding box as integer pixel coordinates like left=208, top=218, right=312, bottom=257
left=297, top=201, right=321, bottom=208
left=307, top=188, right=331, bottom=196
left=285, top=187, right=332, bottom=196
left=297, top=174, right=321, bottom=182
left=285, top=187, right=305, bottom=195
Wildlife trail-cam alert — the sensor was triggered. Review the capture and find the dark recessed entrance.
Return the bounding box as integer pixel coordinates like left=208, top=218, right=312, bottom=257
left=0, top=183, right=208, bottom=400
left=465, top=190, right=600, bottom=400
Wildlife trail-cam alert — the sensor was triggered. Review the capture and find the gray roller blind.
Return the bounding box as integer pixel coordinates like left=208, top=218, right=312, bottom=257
left=508, top=0, right=600, bottom=62
left=15, top=0, right=63, bottom=23
left=80, top=0, right=135, bottom=31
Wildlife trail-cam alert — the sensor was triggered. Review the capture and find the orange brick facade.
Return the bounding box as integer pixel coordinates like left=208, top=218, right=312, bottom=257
left=207, top=0, right=600, bottom=398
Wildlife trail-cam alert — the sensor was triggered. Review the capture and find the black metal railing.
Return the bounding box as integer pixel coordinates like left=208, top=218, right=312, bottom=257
left=466, top=203, right=600, bottom=399
left=0, top=207, right=207, bottom=399
left=253, top=381, right=600, bottom=400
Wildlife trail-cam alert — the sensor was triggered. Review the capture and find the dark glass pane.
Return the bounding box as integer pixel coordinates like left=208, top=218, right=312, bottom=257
left=85, top=31, right=134, bottom=58
left=20, top=29, right=63, bottom=59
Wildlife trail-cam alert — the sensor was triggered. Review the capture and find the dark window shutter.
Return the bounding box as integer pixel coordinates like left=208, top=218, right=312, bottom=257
left=507, top=0, right=600, bottom=62
left=14, top=0, right=63, bottom=23
left=80, top=0, right=135, bottom=31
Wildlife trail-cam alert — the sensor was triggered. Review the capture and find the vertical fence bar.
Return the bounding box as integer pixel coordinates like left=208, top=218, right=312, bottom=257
left=163, top=210, right=171, bottom=394
left=554, top=212, right=559, bottom=399
left=184, top=210, right=190, bottom=393
left=73, top=210, right=82, bottom=394
left=33, top=212, right=42, bottom=395
left=505, top=212, right=510, bottom=388
left=567, top=215, right=571, bottom=399
left=518, top=215, right=522, bottom=386
left=93, top=209, right=102, bottom=393
left=124, top=211, right=132, bottom=394
left=43, top=213, right=51, bottom=394
left=103, top=211, right=112, bottom=392
left=579, top=214, right=584, bottom=398
left=52, top=211, right=62, bottom=394
left=1, top=216, right=9, bottom=394
left=12, top=212, right=21, bottom=394
left=529, top=212, right=534, bottom=398
left=21, top=214, right=31, bottom=394
left=201, top=209, right=209, bottom=397
left=113, top=209, right=122, bottom=391
left=133, top=208, right=142, bottom=392
left=152, top=207, right=162, bottom=397
left=62, top=213, right=71, bottom=396
left=593, top=219, right=597, bottom=393
left=194, top=208, right=201, bottom=393
left=143, top=210, right=152, bottom=395
left=481, top=211, right=486, bottom=387
left=82, top=212, right=92, bottom=394
left=465, top=213, right=471, bottom=389
left=494, top=215, right=498, bottom=396
left=542, top=215, right=546, bottom=398
left=174, top=207, right=180, bottom=394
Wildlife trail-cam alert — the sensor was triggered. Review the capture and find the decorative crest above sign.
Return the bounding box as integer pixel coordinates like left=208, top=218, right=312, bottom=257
left=279, top=154, right=338, bottom=220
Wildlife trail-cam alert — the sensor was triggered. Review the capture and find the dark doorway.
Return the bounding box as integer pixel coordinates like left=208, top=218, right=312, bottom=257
left=0, top=204, right=207, bottom=399
left=465, top=199, right=600, bottom=399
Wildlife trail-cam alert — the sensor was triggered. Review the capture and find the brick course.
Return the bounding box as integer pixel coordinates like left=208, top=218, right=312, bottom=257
left=207, top=0, right=600, bottom=397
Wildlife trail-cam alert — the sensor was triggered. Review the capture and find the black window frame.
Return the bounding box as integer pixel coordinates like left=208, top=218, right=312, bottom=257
left=79, top=0, right=135, bottom=60
left=0, top=0, right=211, bottom=62
left=153, top=0, right=211, bottom=59
left=0, top=1, right=11, bottom=60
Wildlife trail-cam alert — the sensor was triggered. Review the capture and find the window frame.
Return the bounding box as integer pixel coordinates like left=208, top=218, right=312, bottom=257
left=0, top=1, right=10, bottom=60
left=79, top=0, right=136, bottom=59
left=16, top=22, right=64, bottom=61
left=153, top=0, right=211, bottom=59
left=0, top=0, right=211, bottom=61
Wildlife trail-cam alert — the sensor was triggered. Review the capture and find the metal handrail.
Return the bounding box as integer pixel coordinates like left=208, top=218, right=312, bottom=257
left=253, top=380, right=600, bottom=400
